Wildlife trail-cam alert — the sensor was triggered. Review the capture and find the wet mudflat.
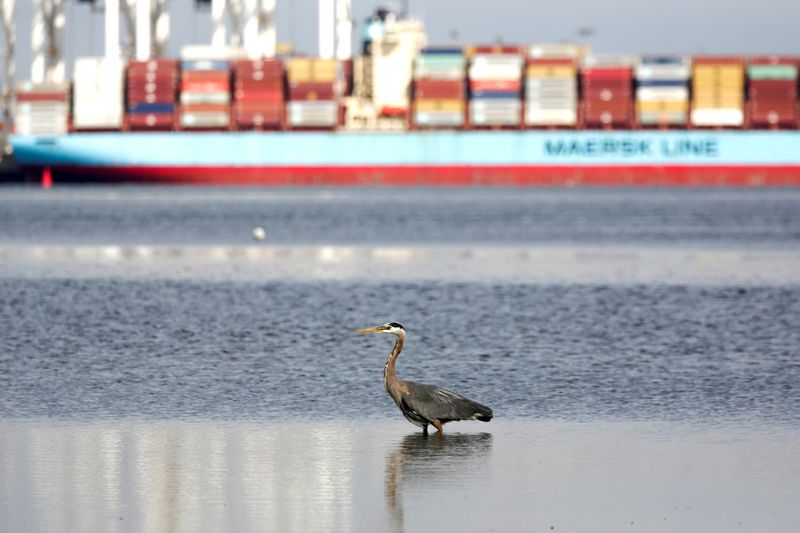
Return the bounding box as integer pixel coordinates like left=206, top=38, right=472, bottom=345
left=2, top=419, right=799, bottom=533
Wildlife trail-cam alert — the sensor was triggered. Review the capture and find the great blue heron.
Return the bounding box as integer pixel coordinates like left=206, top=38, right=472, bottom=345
left=357, top=322, right=493, bottom=434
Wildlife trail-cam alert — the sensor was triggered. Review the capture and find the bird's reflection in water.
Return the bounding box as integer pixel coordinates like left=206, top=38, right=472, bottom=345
left=385, top=432, right=493, bottom=532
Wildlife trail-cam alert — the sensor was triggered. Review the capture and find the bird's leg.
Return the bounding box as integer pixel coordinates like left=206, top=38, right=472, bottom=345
left=422, top=424, right=428, bottom=436
left=433, top=420, right=444, bottom=434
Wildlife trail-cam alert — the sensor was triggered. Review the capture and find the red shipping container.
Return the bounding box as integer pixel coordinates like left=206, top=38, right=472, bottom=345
left=235, top=102, right=284, bottom=112
left=128, top=71, right=178, bottom=84
left=125, top=89, right=178, bottom=102
left=469, top=79, right=521, bottom=92
left=181, top=71, right=229, bottom=83
left=584, top=112, right=633, bottom=127
left=750, top=108, right=797, bottom=127
left=128, top=59, right=179, bottom=70
left=16, top=92, right=69, bottom=102
left=235, top=90, right=284, bottom=102
left=126, top=69, right=177, bottom=80
left=749, top=81, right=797, bottom=100
left=473, top=45, right=524, bottom=55
left=235, top=113, right=284, bottom=128
left=181, top=80, right=230, bottom=93
left=127, top=93, right=178, bottom=105
left=233, top=59, right=284, bottom=74
left=582, top=79, right=632, bottom=91
left=414, top=79, right=465, bottom=99
left=583, top=87, right=633, bottom=102
left=583, top=101, right=633, bottom=125
left=235, top=78, right=284, bottom=91
left=127, top=113, right=175, bottom=130
left=693, top=56, right=745, bottom=65
left=749, top=56, right=800, bottom=66
left=127, top=81, right=179, bottom=94
left=128, top=65, right=177, bottom=74
left=581, top=68, right=632, bottom=80
left=288, top=82, right=336, bottom=100
left=527, top=58, right=575, bottom=66
left=751, top=102, right=796, bottom=112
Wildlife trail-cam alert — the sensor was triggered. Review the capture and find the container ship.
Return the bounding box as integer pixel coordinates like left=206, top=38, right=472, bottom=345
left=7, top=5, right=800, bottom=186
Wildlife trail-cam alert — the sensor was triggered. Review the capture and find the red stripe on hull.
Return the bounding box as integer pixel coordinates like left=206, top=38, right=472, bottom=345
left=45, top=165, right=800, bottom=186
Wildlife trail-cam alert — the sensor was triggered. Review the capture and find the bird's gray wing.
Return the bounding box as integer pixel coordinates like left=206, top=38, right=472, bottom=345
left=403, top=381, right=492, bottom=422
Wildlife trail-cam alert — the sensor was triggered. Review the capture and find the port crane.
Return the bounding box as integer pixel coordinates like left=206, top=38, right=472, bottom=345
left=0, top=0, right=356, bottom=155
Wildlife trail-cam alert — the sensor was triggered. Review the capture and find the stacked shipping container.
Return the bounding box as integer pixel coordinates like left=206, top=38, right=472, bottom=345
left=580, top=55, right=636, bottom=129
left=126, top=60, right=179, bottom=131
left=15, top=82, right=70, bottom=135
left=14, top=51, right=800, bottom=136
left=691, top=57, right=745, bottom=128
left=524, top=48, right=579, bottom=127
left=180, top=60, right=231, bottom=130
left=747, top=57, right=798, bottom=129
left=467, top=46, right=523, bottom=128
left=286, top=58, right=339, bottom=129
left=635, top=56, right=690, bottom=128
left=233, top=59, right=285, bottom=130
left=73, top=58, right=125, bottom=130
left=412, top=48, right=466, bottom=128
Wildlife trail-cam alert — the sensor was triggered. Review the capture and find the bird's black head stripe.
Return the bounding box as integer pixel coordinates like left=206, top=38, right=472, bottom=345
left=388, top=322, right=405, bottom=329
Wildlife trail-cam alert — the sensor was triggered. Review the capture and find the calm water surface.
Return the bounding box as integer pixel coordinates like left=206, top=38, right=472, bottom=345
left=1, top=186, right=799, bottom=532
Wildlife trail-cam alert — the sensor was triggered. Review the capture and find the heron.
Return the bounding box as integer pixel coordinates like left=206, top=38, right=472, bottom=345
left=357, top=322, right=493, bottom=435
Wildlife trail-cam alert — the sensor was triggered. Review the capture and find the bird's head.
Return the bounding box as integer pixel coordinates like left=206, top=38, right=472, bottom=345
left=357, top=322, right=406, bottom=337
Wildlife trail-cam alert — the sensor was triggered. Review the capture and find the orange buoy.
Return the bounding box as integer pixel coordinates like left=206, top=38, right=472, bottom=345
left=42, top=167, right=53, bottom=188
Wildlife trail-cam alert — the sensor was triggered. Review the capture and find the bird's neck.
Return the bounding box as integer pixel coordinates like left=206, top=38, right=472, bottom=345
left=384, top=334, right=404, bottom=391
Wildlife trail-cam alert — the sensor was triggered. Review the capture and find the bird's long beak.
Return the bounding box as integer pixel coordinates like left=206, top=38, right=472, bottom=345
left=356, top=326, right=385, bottom=334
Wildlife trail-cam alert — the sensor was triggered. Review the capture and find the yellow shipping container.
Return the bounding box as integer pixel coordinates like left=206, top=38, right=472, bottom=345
left=287, top=58, right=338, bottom=83
left=414, top=99, right=465, bottom=112
left=693, top=67, right=744, bottom=85
left=287, top=58, right=313, bottom=81
left=693, top=96, right=744, bottom=108
left=636, top=101, right=689, bottom=113
left=526, top=66, right=576, bottom=78
left=312, top=60, right=338, bottom=82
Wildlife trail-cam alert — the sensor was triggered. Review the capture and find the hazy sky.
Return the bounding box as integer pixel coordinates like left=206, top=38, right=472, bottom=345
left=4, top=0, right=799, bottom=81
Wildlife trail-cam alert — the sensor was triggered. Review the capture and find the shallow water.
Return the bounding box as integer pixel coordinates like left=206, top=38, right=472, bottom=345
left=1, top=186, right=799, bottom=532
left=1, top=280, right=799, bottom=422
left=2, top=420, right=799, bottom=533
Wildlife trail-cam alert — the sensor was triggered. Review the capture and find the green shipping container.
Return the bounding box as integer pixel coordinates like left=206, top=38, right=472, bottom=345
left=747, top=65, right=798, bottom=80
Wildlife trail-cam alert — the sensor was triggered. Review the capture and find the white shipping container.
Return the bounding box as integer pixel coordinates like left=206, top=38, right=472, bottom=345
left=468, top=64, right=523, bottom=81
left=414, top=111, right=464, bottom=127
left=528, top=44, right=589, bottom=59
left=469, top=99, right=521, bottom=114
left=471, top=54, right=524, bottom=66
left=14, top=115, right=69, bottom=135
left=288, top=101, right=338, bottom=126
left=635, top=65, right=690, bottom=81
left=73, top=57, right=125, bottom=129
left=180, top=92, right=231, bottom=105
left=525, top=87, right=578, bottom=98
left=636, top=87, right=689, bottom=101
left=583, top=54, right=638, bottom=68
left=526, top=78, right=577, bottom=90
left=15, top=102, right=69, bottom=115
left=638, top=111, right=688, bottom=125
left=17, top=81, right=71, bottom=94
left=525, top=98, right=578, bottom=110
left=525, top=108, right=578, bottom=126
left=469, top=103, right=521, bottom=125
left=690, top=108, right=744, bottom=127
left=180, top=112, right=230, bottom=128
left=413, top=66, right=464, bottom=80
